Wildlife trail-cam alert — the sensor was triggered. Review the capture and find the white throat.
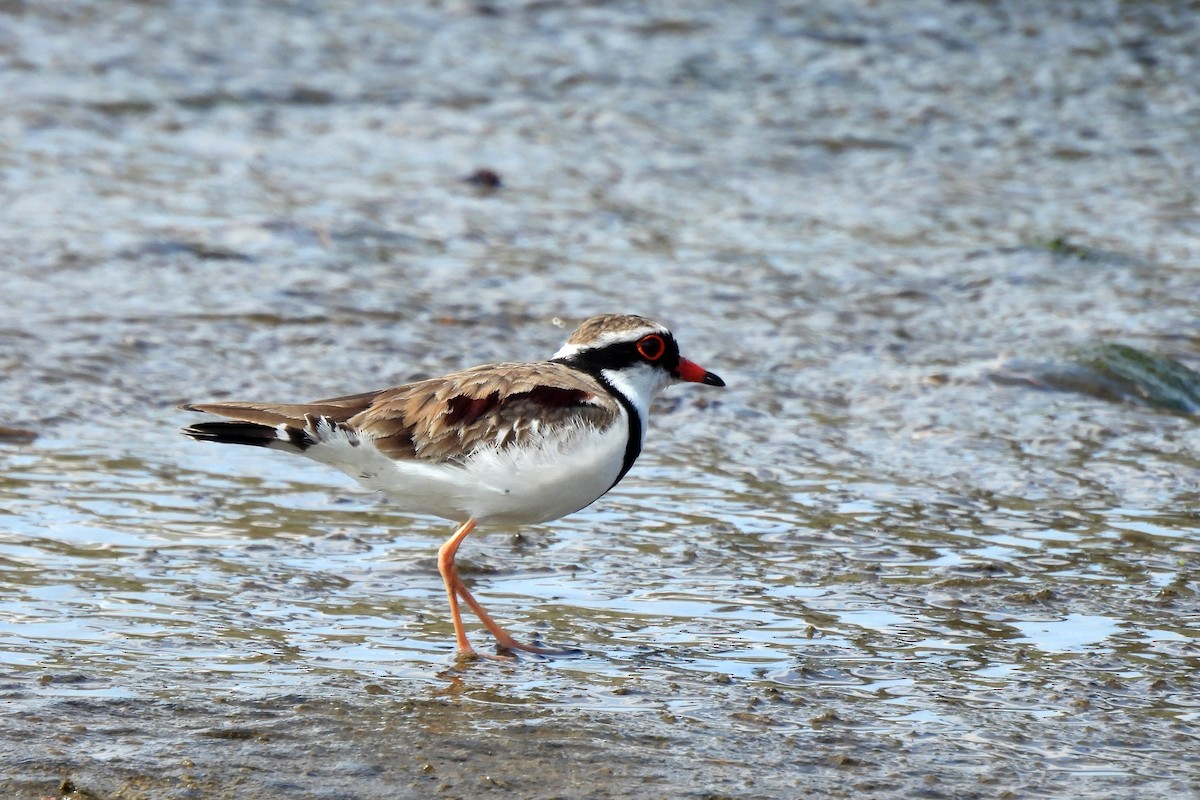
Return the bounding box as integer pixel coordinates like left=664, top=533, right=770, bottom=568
left=599, top=362, right=671, bottom=439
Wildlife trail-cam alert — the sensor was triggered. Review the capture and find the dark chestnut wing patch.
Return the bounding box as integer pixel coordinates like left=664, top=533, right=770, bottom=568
left=523, top=385, right=593, bottom=408
left=443, top=386, right=589, bottom=426
left=445, top=392, right=502, bottom=425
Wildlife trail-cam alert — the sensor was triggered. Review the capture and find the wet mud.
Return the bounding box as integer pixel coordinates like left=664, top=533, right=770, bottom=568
left=2, top=1, right=1199, bottom=798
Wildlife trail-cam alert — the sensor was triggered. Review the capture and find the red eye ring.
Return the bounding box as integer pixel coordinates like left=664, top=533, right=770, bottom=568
left=637, top=334, right=666, bottom=361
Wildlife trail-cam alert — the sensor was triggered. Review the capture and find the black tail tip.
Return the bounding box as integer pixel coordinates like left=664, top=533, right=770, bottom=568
left=181, top=421, right=277, bottom=448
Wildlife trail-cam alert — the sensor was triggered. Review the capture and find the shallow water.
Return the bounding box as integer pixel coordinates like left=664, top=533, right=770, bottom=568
left=2, top=1, right=1200, bottom=798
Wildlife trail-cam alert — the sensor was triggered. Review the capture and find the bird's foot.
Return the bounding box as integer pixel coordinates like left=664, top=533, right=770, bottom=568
left=491, top=632, right=583, bottom=658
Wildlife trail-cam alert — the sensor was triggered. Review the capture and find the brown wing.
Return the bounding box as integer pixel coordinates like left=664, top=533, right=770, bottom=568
left=349, top=362, right=619, bottom=461
left=180, top=391, right=378, bottom=429
left=182, top=361, right=619, bottom=462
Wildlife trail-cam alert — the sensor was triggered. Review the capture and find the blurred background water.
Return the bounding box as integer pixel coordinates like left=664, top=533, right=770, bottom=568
left=1, top=1, right=1198, bottom=798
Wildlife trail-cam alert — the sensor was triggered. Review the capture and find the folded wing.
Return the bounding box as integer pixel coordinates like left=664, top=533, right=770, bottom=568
left=181, top=361, right=619, bottom=463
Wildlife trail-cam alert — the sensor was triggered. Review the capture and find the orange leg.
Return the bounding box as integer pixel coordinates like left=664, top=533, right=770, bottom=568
left=437, top=519, right=478, bottom=656
left=451, top=574, right=580, bottom=656
left=437, top=519, right=580, bottom=658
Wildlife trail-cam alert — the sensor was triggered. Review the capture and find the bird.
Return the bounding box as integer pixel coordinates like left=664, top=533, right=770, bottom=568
left=180, top=313, right=725, bottom=659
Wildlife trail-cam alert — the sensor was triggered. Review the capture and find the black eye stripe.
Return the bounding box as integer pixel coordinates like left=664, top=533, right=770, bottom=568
left=587, top=341, right=641, bottom=370
left=559, top=334, right=680, bottom=374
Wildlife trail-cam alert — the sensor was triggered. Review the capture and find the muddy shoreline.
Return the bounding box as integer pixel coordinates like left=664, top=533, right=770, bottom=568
left=3, top=1, right=1198, bottom=798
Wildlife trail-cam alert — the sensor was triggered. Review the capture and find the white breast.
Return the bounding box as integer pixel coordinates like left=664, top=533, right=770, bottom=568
left=300, top=414, right=629, bottom=526
left=452, top=417, right=629, bottom=524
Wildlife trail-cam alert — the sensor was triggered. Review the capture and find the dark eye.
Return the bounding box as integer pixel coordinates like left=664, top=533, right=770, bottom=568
left=637, top=334, right=666, bottom=361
